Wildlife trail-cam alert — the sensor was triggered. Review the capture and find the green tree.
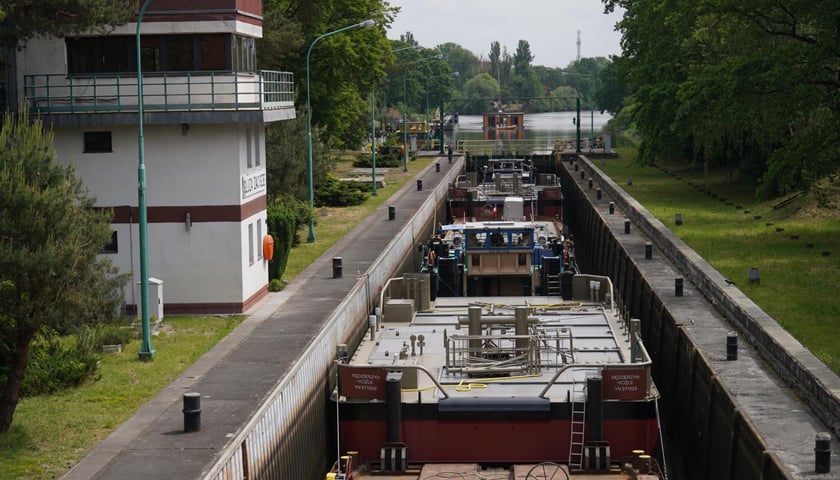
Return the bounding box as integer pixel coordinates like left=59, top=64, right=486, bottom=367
left=0, top=110, right=124, bottom=433
left=0, top=0, right=133, bottom=46
left=437, top=42, right=479, bottom=91
left=463, top=73, right=500, bottom=114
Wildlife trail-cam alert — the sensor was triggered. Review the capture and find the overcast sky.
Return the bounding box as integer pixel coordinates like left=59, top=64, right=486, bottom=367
left=385, top=0, right=625, bottom=69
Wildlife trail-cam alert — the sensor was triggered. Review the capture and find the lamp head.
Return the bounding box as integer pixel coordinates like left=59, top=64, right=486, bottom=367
left=358, top=19, right=376, bottom=28
left=452, top=72, right=460, bottom=77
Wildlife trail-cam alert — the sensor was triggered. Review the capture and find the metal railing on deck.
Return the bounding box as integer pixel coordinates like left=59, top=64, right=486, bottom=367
left=24, top=70, right=294, bottom=114
left=457, top=138, right=573, bottom=156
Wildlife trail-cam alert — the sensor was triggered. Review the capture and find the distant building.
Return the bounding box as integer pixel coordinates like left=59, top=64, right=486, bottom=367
left=10, top=1, right=295, bottom=314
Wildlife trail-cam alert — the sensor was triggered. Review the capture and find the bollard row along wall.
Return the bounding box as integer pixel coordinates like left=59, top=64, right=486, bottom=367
left=202, top=158, right=463, bottom=480
left=560, top=155, right=840, bottom=480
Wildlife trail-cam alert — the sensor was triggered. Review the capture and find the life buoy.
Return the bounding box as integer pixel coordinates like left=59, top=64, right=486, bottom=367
left=263, top=235, right=275, bottom=261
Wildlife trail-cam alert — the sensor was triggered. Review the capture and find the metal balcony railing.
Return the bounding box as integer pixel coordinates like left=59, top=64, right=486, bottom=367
left=24, top=70, right=295, bottom=114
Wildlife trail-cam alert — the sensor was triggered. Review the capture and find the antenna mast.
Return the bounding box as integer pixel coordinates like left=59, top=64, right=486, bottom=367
left=576, top=30, right=581, bottom=61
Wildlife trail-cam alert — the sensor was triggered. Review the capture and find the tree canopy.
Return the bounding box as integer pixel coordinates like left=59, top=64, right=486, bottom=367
left=0, top=0, right=133, bottom=46
left=605, top=0, right=840, bottom=195
left=0, top=110, right=124, bottom=432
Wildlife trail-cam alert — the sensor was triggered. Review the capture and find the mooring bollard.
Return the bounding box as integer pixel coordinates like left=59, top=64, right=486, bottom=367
left=726, top=332, right=738, bottom=360
left=435, top=162, right=440, bottom=173
left=574, top=163, right=579, bottom=171
left=675, top=213, right=683, bottom=226
left=645, top=242, right=652, bottom=260
left=332, top=257, right=343, bottom=278
left=416, top=179, right=423, bottom=191
left=579, top=170, right=585, bottom=180
left=675, top=277, right=684, bottom=297
left=624, top=218, right=631, bottom=234
left=596, top=188, right=602, bottom=200
left=609, top=202, right=615, bottom=214
left=588, top=178, right=593, bottom=189
left=183, top=392, right=201, bottom=432
left=388, top=206, right=395, bottom=221
left=815, top=432, right=831, bottom=473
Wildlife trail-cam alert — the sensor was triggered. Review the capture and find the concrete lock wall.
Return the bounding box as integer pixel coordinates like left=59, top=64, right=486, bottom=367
left=559, top=155, right=837, bottom=480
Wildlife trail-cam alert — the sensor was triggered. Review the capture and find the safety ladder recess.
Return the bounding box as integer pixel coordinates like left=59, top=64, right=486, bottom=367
left=568, top=381, right=586, bottom=471
left=546, top=274, right=561, bottom=296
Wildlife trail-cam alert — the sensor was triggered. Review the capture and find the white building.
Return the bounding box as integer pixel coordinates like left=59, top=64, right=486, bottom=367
left=11, top=1, right=295, bottom=314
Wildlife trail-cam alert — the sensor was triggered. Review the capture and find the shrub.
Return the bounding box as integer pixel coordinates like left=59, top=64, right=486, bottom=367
left=314, top=173, right=368, bottom=207
left=267, top=195, right=313, bottom=281
left=22, top=329, right=100, bottom=397
left=268, top=279, right=285, bottom=292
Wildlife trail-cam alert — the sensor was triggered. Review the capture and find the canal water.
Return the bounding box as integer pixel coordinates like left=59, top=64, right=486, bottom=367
left=451, top=111, right=613, bottom=144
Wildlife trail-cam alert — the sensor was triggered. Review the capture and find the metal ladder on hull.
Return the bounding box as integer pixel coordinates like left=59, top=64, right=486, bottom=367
left=568, top=380, right=586, bottom=470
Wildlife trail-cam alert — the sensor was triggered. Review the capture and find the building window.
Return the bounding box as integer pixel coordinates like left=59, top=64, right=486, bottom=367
left=248, top=223, right=254, bottom=265
left=84, top=131, right=112, bottom=153
left=257, top=221, right=262, bottom=260
left=67, top=34, right=232, bottom=75
left=101, top=231, right=118, bottom=253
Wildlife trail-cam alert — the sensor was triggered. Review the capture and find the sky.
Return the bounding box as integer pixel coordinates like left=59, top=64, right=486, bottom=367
left=385, top=0, right=625, bottom=69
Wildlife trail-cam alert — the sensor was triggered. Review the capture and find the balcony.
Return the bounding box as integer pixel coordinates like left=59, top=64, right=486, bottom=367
left=25, top=70, right=295, bottom=121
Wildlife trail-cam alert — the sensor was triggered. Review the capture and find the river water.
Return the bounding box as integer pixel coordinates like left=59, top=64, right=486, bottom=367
left=441, top=111, right=613, bottom=153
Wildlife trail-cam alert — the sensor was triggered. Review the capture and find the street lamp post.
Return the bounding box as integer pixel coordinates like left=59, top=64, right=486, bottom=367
left=136, top=0, right=154, bottom=361
left=306, top=19, right=375, bottom=243
left=400, top=53, right=443, bottom=171
left=425, top=72, right=458, bottom=151
left=370, top=88, right=377, bottom=195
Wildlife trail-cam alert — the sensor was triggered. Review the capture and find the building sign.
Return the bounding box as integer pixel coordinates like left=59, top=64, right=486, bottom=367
left=603, top=368, right=647, bottom=400
left=241, top=170, right=267, bottom=199
left=339, top=366, right=387, bottom=400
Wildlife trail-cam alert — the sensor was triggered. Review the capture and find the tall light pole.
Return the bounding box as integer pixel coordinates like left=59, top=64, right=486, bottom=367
left=370, top=88, right=377, bottom=195
left=306, top=19, right=375, bottom=243
left=401, top=53, right=443, bottom=171
left=136, top=0, right=154, bottom=361
left=562, top=71, right=596, bottom=151
left=426, top=72, right=458, bottom=151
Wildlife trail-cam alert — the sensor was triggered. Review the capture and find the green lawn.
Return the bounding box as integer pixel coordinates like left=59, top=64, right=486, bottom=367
left=598, top=149, right=840, bottom=372
left=0, top=316, right=243, bottom=480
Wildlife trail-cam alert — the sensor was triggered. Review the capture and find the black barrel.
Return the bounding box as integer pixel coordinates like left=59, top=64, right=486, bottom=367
left=183, top=392, right=201, bottom=432
left=726, top=332, right=738, bottom=360
left=561, top=270, right=574, bottom=300
left=332, top=257, right=343, bottom=278
left=815, top=432, right=831, bottom=473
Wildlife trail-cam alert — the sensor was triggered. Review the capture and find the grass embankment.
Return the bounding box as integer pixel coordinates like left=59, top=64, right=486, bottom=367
left=0, top=151, right=438, bottom=480
left=0, top=316, right=243, bottom=480
left=599, top=148, right=840, bottom=373
left=283, top=152, right=438, bottom=281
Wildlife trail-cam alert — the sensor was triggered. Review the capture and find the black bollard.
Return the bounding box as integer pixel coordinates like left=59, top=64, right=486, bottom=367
left=416, top=179, right=423, bottom=191
left=435, top=162, right=440, bottom=173
left=333, top=257, right=343, bottom=278
left=580, top=170, right=585, bottom=180
left=588, top=178, right=593, bottom=189
left=183, top=392, right=201, bottom=432
left=815, top=432, right=831, bottom=473
left=624, top=218, right=631, bottom=234
left=675, top=213, right=683, bottom=226
left=609, top=202, right=615, bottom=214
left=726, top=332, right=738, bottom=360
left=675, top=277, right=684, bottom=297
left=645, top=242, right=652, bottom=260
left=574, top=163, right=579, bottom=171
left=388, top=206, right=395, bottom=221
left=596, top=188, right=602, bottom=200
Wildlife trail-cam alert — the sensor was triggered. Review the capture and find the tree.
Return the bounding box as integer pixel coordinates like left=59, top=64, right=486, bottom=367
left=0, top=0, right=133, bottom=46
left=463, top=73, right=500, bottom=114
left=0, top=110, right=124, bottom=433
